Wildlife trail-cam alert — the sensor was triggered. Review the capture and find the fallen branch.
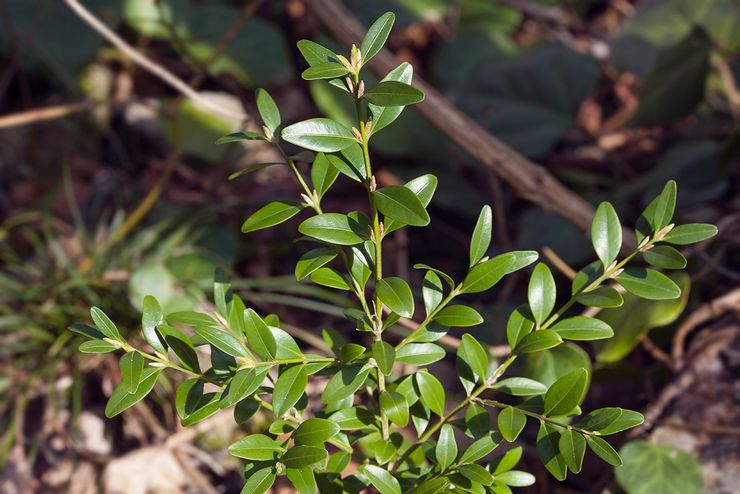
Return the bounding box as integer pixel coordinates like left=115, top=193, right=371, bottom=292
left=0, top=101, right=98, bottom=129
left=304, top=0, right=635, bottom=248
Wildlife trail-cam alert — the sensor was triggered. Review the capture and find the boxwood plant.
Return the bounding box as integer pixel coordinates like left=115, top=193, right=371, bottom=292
left=72, top=12, right=718, bottom=494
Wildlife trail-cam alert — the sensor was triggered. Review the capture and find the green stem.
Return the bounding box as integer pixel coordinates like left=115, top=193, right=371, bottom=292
left=479, top=399, right=597, bottom=437
left=276, top=146, right=322, bottom=214
left=397, top=284, right=461, bottom=347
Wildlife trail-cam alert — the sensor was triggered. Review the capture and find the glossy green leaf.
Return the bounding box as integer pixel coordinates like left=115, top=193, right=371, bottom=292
left=240, top=466, right=275, bottom=494
left=576, top=286, right=624, bottom=308
left=643, top=245, right=687, bottom=269
left=90, top=306, right=122, bottom=342
left=363, top=464, right=401, bottom=494
left=161, top=327, right=200, bottom=373
left=195, top=325, right=247, bottom=358
left=586, top=435, right=622, bottom=466
left=242, top=201, right=303, bottom=234
left=469, top=205, right=493, bottom=267
left=458, top=334, right=489, bottom=382
left=616, top=267, right=681, bottom=300
left=273, top=365, right=307, bottom=417
left=422, top=270, right=444, bottom=315
left=297, top=39, right=337, bottom=67
left=360, top=12, right=395, bottom=65
left=326, top=144, right=366, bottom=182
left=105, top=368, right=161, bottom=418
left=458, top=463, right=494, bottom=485
left=413, top=478, right=449, bottom=494
left=282, top=118, right=356, bottom=152
left=369, top=62, right=413, bottom=134
left=311, top=153, right=339, bottom=198
left=636, top=180, right=677, bottom=240
left=120, top=351, right=145, bottom=393
left=558, top=429, right=586, bottom=473
left=662, top=223, right=718, bottom=245
left=215, top=131, right=266, bottom=144
left=380, top=390, right=409, bottom=427
left=302, top=62, right=349, bottom=80
left=244, top=309, right=277, bottom=359
left=433, top=305, right=483, bottom=327
left=396, top=343, right=445, bottom=366
left=414, top=263, right=454, bottom=289
left=435, top=424, right=457, bottom=471
left=321, top=364, right=371, bottom=405
left=328, top=406, right=377, bottom=430
left=286, top=467, right=317, bottom=494
left=461, top=251, right=538, bottom=294
left=490, top=446, right=523, bottom=475
left=416, top=371, right=445, bottom=416
left=298, top=213, right=367, bottom=245
left=616, top=440, right=702, bottom=494
left=536, top=422, right=567, bottom=481
left=167, top=311, right=218, bottom=328
left=543, top=369, right=588, bottom=416
left=181, top=392, right=221, bottom=426
left=577, top=407, right=623, bottom=433
left=339, top=343, right=366, bottom=363
left=498, top=406, right=526, bottom=442
left=228, top=434, right=284, bottom=460
left=282, top=445, right=327, bottom=468
left=256, top=88, right=280, bottom=134
left=459, top=433, right=501, bottom=464
left=142, top=295, right=166, bottom=354
left=528, top=263, right=556, bottom=326
left=373, top=186, right=430, bottom=227
left=365, top=81, right=424, bottom=107
left=591, top=202, right=622, bottom=269
left=598, top=409, right=644, bottom=435
left=78, top=340, right=117, bottom=353
left=371, top=340, right=396, bottom=375
left=377, top=277, right=415, bottom=317
left=220, top=367, right=269, bottom=408
left=294, top=247, right=337, bottom=280
left=551, top=316, right=614, bottom=341
left=491, top=377, right=547, bottom=396
left=506, top=305, right=535, bottom=349
left=514, top=330, right=562, bottom=354
left=496, top=470, right=536, bottom=487
left=309, top=267, right=351, bottom=290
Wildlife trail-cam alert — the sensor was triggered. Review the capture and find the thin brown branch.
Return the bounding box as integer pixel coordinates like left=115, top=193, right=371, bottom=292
left=543, top=246, right=576, bottom=279
left=0, top=101, right=98, bottom=129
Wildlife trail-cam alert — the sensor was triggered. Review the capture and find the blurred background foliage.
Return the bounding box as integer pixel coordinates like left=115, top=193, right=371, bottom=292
left=0, top=0, right=738, bottom=492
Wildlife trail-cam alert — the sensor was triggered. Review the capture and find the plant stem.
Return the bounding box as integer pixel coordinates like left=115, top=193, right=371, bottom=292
left=479, top=399, right=597, bottom=436
left=276, top=146, right=322, bottom=214
left=397, top=284, right=461, bottom=347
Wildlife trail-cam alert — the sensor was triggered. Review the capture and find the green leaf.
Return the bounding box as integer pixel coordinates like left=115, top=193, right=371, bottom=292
left=422, top=270, right=444, bottom=315
left=591, top=202, right=622, bottom=269
left=461, top=251, right=538, bottom=294
left=598, top=409, right=644, bottom=435
left=616, top=440, right=702, bottom=494
left=586, top=435, right=622, bottom=466
left=459, top=433, right=501, bottom=464
left=329, top=406, right=377, bottom=430
left=105, top=368, right=161, bottom=418
left=380, top=390, right=409, bottom=427
left=514, top=330, right=562, bottom=354
left=498, top=406, right=526, bottom=442
left=228, top=434, right=284, bottom=460
left=662, top=223, right=718, bottom=245
left=167, top=311, right=218, bottom=327
left=282, top=118, right=356, bottom=152
left=309, top=267, right=351, bottom=290
left=273, top=365, right=307, bottom=417
left=326, top=144, right=366, bottom=182
left=373, top=186, right=430, bottom=227
left=506, top=305, right=535, bottom=349
left=458, top=334, right=489, bottom=382
left=577, top=407, right=623, bottom=432
left=286, top=467, right=318, bottom=494
left=360, top=12, right=395, bottom=65
left=301, top=62, right=349, bottom=80
left=377, top=277, right=415, bottom=317
left=528, top=263, right=556, bottom=327
left=78, top=340, right=117, bottom=353
left=414, top=263, right=454, bottom=289
left=551, top=316, right=614, bottom=341
left=256, top=88, right=280, bottom=134
left=643, top=245, right=687, bottom=269
left=490, top=446, right=522, bottom=474
left=435, top=424, right=458, bottom=471
left=496, top=470, right=536, bottom=487
left=415, top=371, right=445, bottom=416
left=321, top=364, right=371, bottom=404
left=636, top=181, right=677, bottom=240
left=363, top=464, right=401, bottom=494
left=220, top=367, right=269, bottom=408
left=240, top=466, right=275, bottom=494
left=396, top=343, right=446, bottom=366
left=161, top=327, right=200, bottom=372
left=369, top=62, right=414, bottom=134
left=371, top=340, right=396, bottom=375
left=142, top=295, right=166, bottom=355
left=244, top=309, right=277, bottom=359
left=433, top=305, right=483, bottom=327
left=364, top=81, right=425, bottom=107
left=294, top=247, right=337, bottom=280
left=536, top=422, right=567, bottom=481
left=491, top=377, right=547, bottom=396
left=616, top=267, right=681, bottom=300
left=469, top=205, right=493, bottom=267
left=298, top=213, right=367, bottom=245
left=558, top=429, right=586, bottom=473
left=458, top=463, right=494, bottom=486
left=311, top=153, right=339, bottom=198
left=543, top=369, right=588, bottom=416
left=215, top=131, right=267, bottom=144
left=119, top=351, right=145, bottom=393
left=195, top=326, right=247, bottom=358
left=297, top=39, right=337, bottom=67
left=181, top=392, right=221, bottom=426
left=90, top=307, right=122, bottom=342
left=282, top=445, right=327, bottom=468
left=576, top=287, right=624, bottom=308
left=242, top=201, right=303, bottom=233
left=413, top=478, right=449, bottom=494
